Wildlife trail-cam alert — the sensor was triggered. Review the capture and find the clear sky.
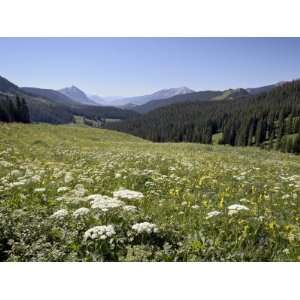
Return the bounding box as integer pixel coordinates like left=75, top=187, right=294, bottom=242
left=1, top=38, right=300, bottom=97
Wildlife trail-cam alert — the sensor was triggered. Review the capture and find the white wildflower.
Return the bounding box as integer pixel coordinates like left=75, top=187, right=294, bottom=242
left=123, top=205, right=138, bottom=213
left=50, top=209, right=68, bottom=219
left=113, top=189, right=144, bottom=200
left=239, top=198, right=250, bottom=203
left=192, top=205, right=200, bottom=209
left=83, top=225, right=115, bottom=241
left=132, top=222, right=158, bottom=234
left=206, top=210, right=222, bottom=219
left=31, top=175, right=41, bottom=183
left=73, top=207, right=90, bottom=218
left=228, top=204, right=249, bottom=215
left=9, top=180, right=27, bottom=187
left=283, top=248, right=290, bottom=255
left=57, top=187, right=69, bottom=193
left=74, top=184, right=87, bottom=197
left=34, top=188, right=46, bottom=193
left=88, top=194, right=124, bottom=211
left=64, top=172, right=73, bottom=184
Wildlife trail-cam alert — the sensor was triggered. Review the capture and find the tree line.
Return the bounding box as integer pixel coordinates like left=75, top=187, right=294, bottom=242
left=0, top=95, right=30, bottom=123
left=106, top=80, right=300, bottom=154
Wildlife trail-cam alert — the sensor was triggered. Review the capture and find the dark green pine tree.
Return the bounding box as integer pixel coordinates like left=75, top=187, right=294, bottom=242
left=7, top=98, right=17, bottom=122
left=268, top=130, right=275, bottom=149
left=295, top=118, right=300, bottom=133
left=285, top=116, right=293, bottom=135
left=286, top=138, right=293, bottom=153
left=293, top=133, right=300, bottom=154
left=255, top=119, right=263, bottom=146
left=247, top=119, right=256, bottom=146
left=0, top=100, right=10, bottom=122
left=277, top=112, right=285, bottom=138
left=15, top=96, right=23, bottom=122
left=20, top=98, right=30, bottom=123
left=280, top=136, right=288, bottom=152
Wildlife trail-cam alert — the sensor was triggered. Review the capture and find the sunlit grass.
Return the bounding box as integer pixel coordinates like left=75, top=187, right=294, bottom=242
left=0, top=123, right=299, bottom=261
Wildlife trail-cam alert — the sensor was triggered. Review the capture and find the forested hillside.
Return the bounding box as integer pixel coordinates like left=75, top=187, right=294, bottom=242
left=132, top=88, right=250, bottom=113
left=0, top=94, right=30, bottom=123
left=22, top=87, right=79, bottom=106
left=0, top=75, right=140, bottom=125
left=107, top=80, right=300, bottom=154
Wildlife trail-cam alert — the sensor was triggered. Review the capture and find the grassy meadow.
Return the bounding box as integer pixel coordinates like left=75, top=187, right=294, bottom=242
left=0, top=123, right=300, bottom=261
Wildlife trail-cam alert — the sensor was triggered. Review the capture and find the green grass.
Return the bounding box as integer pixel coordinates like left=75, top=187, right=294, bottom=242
left=212, top=90, right=233, bottom=100
left=212, top=132, right=223, bottom=144
left=0, top=123, right=300, bottom=261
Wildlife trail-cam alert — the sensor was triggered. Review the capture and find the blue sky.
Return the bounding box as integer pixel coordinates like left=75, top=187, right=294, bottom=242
left=1, top=38, right=300, bottom=97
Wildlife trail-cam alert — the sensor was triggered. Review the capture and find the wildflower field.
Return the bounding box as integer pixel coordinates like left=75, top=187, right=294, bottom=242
left=0, top=123, right=300, bottom=261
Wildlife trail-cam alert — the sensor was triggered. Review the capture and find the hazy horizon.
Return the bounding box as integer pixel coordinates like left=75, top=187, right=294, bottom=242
left=1, top=37, right=300, bottom=97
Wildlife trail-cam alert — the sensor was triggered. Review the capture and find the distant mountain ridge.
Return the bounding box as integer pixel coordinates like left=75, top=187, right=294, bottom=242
left=246, top=81, right=290, bottom=95
left=0, top=75, right=140, bottom=124
left=110, top=87, right=195, bottom=106
left=59, top=86, right=97, bottom=105
left=132, top=88, right=250, bottom=113
left=22, top=87, right=79, bottom=106
left=89, top=94, right=106, bottom=105
left=106, top=80, right=300, bottom=154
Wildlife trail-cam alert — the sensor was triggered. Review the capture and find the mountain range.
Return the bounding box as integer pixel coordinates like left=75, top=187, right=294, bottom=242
left=85, top=84, right=280, bottom=112
left=105, top=79, right=300, bottom=154
left=0, top=73, right=292, bottom=123
left=0, top=75, right=139, bottom=124
left=132, top=88, right=250, bottom=113
left=114, top=87, right=195, bottom=107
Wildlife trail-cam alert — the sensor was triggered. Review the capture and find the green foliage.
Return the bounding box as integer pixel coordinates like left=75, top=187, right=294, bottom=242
left=0, top=94, right=30, bottom=123
left=107, top=80, right=300, bottom=154
left=0, top=124, right=300, bottom=261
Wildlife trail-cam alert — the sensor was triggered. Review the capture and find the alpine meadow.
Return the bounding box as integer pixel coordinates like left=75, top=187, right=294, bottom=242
left=0, top=38, right=300, bottom=262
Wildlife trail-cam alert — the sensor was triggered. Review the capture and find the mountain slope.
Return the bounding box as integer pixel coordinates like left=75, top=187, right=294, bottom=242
left=246, top=81, right=290, bottom=95
left=0, top=75, right=23, bottom=94
left=59, top=86, right=96, bottom=105
left=113, top=87, right=195, bottom=106
left=89, top=95, right=106, bottom=105
left=133, top=88, right=249, bottom=114
left=0, top=76, right=72, bottom=124
left=22, top=87, right=79, bottom=106
left=246, top=84, right=276, bottom=95
left=106, top=80, right=300, bottom=153
left=0, top=93, right=30, bottom=123
left=0, top=75, right=140, bottom=124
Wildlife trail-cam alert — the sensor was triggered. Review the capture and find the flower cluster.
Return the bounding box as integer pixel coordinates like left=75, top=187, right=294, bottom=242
left=206, top=210, right=222, bottom=219
left=1, top=123, right=300, bottom=261
left=88, top=194, right=125, bottom=211
left=132, top=222, right=158, bottom=234
left=113, top=189, right=144, bottom=200
left=83, top=225, right=116, bottom=241
left=73, top=207, right=90, bottom=218
left=50, top=209, right=68, bottom=219
left=228, top=204, right=249, bottom=215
